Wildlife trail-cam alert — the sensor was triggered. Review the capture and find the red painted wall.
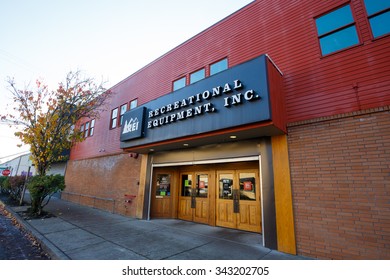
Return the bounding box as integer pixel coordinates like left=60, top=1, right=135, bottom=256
left=71, top=0, right=390, bottom=160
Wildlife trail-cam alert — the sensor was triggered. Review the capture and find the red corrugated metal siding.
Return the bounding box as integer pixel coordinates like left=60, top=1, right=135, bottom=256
left=71, top=0, right=390, bottom=160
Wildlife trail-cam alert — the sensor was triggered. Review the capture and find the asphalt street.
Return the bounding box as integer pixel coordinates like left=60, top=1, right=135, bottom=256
left=0, top=201, right=49, bottom=260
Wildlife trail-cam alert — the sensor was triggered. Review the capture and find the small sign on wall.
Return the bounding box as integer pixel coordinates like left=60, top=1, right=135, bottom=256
left=120, top=107, right=146, bottom=141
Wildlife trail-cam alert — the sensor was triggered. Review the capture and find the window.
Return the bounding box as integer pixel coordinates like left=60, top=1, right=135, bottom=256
left=315, top=5, right=359, bottom=56
left=363, top=0, right=390, bottom=38
left=130, top=99, right=138, bottom=110
left=89, top=119, right=95, bottom=136
left=120, top=104, right=127, bottom=126
left=210, top=58, right=228, bottom=75
left=173, top=77, right=186, bottom=91
left=190, top=68, right=205, bottom=84
left=84, top=122, right=90, bottom=138
left=110, top=108, right=118, bottom=129
left=156, top=174, right=171, bottom=197
left=80, top=124, right=84, bottom=136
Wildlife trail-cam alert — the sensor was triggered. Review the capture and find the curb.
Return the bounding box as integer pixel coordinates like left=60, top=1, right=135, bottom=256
left=0, top=199, right=70, bottom=260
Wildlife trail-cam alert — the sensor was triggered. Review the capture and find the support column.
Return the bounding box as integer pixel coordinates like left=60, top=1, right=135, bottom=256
left=272, top=134, right=296, bottom=254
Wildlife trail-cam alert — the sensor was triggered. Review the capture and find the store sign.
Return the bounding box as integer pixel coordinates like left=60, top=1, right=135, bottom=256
left=121, top=55, right=273, bottom=147
left=120, top=107, right=146, bottom=141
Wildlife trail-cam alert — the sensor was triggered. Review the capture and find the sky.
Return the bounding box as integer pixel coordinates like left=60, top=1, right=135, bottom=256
left=0, top=0, right=253, bottom=163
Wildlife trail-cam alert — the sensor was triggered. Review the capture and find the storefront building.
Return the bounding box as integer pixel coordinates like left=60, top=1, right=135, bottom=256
left=63, top=0, right=390, bottom=259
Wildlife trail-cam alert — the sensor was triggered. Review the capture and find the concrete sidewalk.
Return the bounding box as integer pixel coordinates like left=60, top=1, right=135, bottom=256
left=4, top=197, right=311, bottom=260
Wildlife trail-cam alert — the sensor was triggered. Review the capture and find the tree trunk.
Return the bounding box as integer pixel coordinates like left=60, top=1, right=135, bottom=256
left=30, top=197, right=42, bottom=216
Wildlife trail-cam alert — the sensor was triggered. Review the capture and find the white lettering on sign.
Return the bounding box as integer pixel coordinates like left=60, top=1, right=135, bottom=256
left=147, top=79, right=260, bottom=129
left=122, top=118, right=139, bottom=134
left=224, top=90, right=259, bottom=107
left=148, top=103, right=215, bottom=129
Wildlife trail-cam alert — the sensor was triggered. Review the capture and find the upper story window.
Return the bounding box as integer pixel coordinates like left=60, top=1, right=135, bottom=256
left=89, top=119, right=95, bottom=136
left=84, top=122, right=90, bottom=138
left=130, top=99, right=138, bottom=110
left=210, top=58, right=228, bottom=75
left=120, top=103, right=127, bottom=126
left=315, top=4, right=359, bottom=56
left=110, top=108, right=118, bottom=129
left=363, top=0, right=390, bottom=38
left=190, top=68, right=205, bottom=84
left=173, top=77, right=186, bottom=91
left=80, top=124, right=84, bottom=136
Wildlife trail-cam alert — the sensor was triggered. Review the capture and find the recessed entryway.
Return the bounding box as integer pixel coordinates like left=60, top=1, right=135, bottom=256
left=150, top=161, right=262, bottom=234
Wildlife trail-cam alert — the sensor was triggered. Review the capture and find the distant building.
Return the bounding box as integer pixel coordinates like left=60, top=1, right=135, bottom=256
left=0, top=153, right=67, bottom=177
left=63, top=0, right=390, bottom=259
left=0, top=153, right=35, bottom=177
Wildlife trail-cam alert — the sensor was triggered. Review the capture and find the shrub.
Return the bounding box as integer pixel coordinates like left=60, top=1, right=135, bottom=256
left=7, top=176, right=26, bottom=201
left=0, top=176, right=9, bottom=193
left=27, top=174, right=65, bottom=216
left=0, top=176, right=26, bottom=200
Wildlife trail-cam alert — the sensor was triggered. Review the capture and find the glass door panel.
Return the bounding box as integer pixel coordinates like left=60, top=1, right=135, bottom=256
left=181, top=174, right=193, bottom=196
left=218, top=173, right=234, bottom=200
left=239, top=172, right=256, bottom=201
left=155, top=174, right=171, bottom=197
left=196, top=174, right=208, bottom=198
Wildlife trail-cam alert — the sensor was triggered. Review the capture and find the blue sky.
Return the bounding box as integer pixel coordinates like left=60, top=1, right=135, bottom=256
left=0, top=0, right=253, bottom=163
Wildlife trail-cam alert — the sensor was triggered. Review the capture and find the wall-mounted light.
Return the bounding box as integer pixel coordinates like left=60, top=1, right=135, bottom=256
left=129, top=153, right=139, bottom=159
left=230, top=135, right=237, bottom=139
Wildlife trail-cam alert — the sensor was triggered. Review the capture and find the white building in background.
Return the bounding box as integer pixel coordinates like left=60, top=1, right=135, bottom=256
left=0, top=153, right=67, bottom=177
left=0, top=153, right=35, bottom=177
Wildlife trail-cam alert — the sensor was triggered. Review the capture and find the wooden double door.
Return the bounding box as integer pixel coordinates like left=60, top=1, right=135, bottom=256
left=215, top=169, right=261, bottom=233
left=151, top=163, right=262, bottom=233
left=178, top=172, right=213, bottom=224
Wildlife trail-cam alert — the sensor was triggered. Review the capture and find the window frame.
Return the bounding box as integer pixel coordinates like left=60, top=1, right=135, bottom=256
left=80, top=124, right=85, bottom=137
left=189, top=68, right=205, bottom=84
left=315, top=4, right=360, bottom=56
left=89, top=119, right=95, bottom=136
left=130, top=99, right=138, bottom=110
left=210, top=58, right=228, bottom=76
left=110, top=107, right=119, bottom=129
left=84, top=121, right=90, bottom=138
left=363, top=0, right=390, bottom=39
left=119, top=103, right=128, bottom=126
left=173, top=77, right=186, bottom=91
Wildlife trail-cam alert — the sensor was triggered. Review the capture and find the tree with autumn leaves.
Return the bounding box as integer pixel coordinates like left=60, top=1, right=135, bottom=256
left=2, top=71, right=111, bottom=215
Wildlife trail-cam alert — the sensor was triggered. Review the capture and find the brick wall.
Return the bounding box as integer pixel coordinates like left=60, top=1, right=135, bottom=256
left=63, top=153, right=141, bottom=217
left=288, top=106, right=390, bottom=259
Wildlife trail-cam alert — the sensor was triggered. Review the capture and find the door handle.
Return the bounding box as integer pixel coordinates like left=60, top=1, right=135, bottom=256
left=233, top=189, right=240, bottom=213
left=191, top=188, right=196, bottom=208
